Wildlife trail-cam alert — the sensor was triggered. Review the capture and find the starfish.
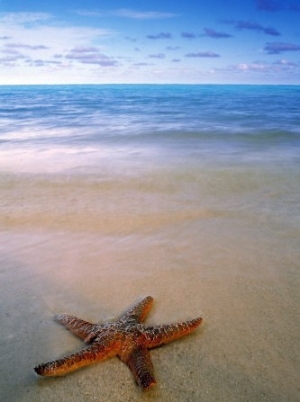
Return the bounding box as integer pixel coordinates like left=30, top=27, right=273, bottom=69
left=34, top=296, right=202, bottom=390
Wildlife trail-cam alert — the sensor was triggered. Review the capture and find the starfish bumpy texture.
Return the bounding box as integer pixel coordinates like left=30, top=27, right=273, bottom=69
left=34, top=296, right=202, bottom=390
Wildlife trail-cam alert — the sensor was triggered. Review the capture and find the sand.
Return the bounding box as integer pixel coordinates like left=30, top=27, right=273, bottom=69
left=0, top=169, right=299, bottom=401
left=0, top=225, right=299, bottom=401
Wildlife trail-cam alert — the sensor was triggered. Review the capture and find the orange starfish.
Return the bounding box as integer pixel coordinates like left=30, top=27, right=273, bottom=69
left=34, top=296, right=202, bottom=390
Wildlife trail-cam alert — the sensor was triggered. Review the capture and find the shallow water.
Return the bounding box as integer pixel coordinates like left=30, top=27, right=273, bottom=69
left=0, top=85, right=299, bottom=401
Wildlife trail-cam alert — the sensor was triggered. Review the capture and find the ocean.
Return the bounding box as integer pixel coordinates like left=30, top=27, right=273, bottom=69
left=1, top=85, right=300, bottom=173
left=0, top=85, right=299, bottom=401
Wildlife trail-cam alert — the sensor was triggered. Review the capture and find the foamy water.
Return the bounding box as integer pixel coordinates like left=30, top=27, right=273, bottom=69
left=0, top=85, right=299, bottom=401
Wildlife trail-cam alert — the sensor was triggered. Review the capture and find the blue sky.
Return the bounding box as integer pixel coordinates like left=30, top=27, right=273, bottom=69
left=0, top=0, right=300, bottom=84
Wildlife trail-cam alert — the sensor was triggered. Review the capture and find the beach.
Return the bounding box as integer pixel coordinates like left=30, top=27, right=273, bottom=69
left=0, top=85, right=299, bottom=401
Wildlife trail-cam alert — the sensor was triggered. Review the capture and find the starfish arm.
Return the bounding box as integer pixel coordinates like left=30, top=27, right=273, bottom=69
left=143, top=317, right=202, bottom=348
left=56, top=314, right=97, bottom=341
left=34, top=340, right=119, bottom=377
left=125, top=347, right=156, bottom=390
left=120, top=296, right=153, bottom=323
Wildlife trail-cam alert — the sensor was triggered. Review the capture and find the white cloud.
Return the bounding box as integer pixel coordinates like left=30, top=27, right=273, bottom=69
left=226, top=60, right=300, bottom=74
left=0, top=13, right=112, bottom=51
left=274, top=58, right=297, bottom=66
left=74, top=10, right=104, bottom=18
left=0, top=12, right=51, bottom=24
left=112, top=9, right=178, bottom=19
left=0, top=12, right=115, bottom=69
left=148, top=53, right=166, bottom=59
left=74, top=8, right=178, bottom=20
left=0, top=11, right=119, bottom=83
left=5, top=43, right=49, bottom=50
left=65, top=47, right=119, bottom=66
left=186, top=51, right=220, bottom=58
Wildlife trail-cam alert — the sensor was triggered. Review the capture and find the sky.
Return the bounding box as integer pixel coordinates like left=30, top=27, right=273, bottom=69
left=0, top=0, right=300, bottom=84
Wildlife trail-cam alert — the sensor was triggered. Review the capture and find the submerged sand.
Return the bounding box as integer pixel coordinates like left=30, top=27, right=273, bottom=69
left=0, top=171, right=299, bottom=401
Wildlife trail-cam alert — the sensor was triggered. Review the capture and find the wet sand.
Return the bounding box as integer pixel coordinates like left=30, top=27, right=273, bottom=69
left=0, top=170, right=299, bottom=401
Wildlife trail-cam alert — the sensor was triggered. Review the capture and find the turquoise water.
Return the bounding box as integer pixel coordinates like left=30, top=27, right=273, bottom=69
left=1, top=85, right=299, bottom=173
